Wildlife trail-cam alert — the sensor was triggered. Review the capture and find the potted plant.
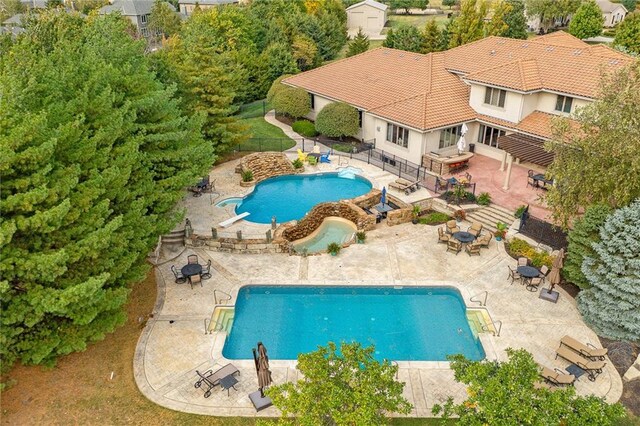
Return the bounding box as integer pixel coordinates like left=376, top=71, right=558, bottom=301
left=494, top=222, right=508, bottom=241
left=327, top=242, right=341, bottom=256
left=453, top=209, right=466, bottom=222
left=411, top=205, right=421, bottom=224
left=240, top=170, right=255, bottom=187
left=355, top=231, right=366, bottom=244
left=292, top=158, right=304, bottom=170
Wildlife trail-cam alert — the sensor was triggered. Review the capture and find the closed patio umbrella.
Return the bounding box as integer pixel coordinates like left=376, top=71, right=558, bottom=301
left=457, top=135, right=467, bottom=154
left=461, top=123, right=469, bottom=136
left=381, top=186, right=387, bottom=205
left=540, top=248, right=564, bottom=303
left=256, top=342, right=272, bottom=397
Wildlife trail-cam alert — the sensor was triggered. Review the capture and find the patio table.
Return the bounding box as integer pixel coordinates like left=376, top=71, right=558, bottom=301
left=532, top=174, right=553, bottom=188
left=453, top=231, right=475, bottom=244
left=181, top=263, right=202, bottom=278
left=373, top=203, right=394, bottom=218
left=219, top=374, right=238, bottom=396
left=517, top=265, right=540, bottom=290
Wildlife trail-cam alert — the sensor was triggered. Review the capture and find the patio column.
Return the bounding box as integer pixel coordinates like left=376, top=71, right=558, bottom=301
left=502, top=154, right=513, bottom=190
left=499, top=151, right=507, bottom=171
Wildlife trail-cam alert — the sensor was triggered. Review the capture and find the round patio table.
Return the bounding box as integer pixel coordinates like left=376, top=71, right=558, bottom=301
left=517, top=265, right=540, bottom=292
left=453, top=231, right=475, bottom=244
left=181, top=263, right=202, bottom=278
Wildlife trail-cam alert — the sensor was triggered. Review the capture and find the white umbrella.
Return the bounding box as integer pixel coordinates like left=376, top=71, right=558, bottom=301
left=457, top=135, right=467, bottom=153
left=461, top=123, right=469, bottom=136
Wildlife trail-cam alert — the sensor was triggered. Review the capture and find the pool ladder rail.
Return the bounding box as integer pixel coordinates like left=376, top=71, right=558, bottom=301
left=214, top=289, right=232, bottom=305
left=469, top=290, right=488, bottom=307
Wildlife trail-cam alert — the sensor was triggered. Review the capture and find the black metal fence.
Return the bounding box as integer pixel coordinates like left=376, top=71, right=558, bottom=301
left=236, top=100, right=268, bottom=119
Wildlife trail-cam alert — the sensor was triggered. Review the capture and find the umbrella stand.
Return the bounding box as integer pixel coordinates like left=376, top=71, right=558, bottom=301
left=539, top=249, right=564, bottom=303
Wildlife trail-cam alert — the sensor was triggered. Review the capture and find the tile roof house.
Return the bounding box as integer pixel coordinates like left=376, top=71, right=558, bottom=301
left=283, top=31, right=633, bottom=187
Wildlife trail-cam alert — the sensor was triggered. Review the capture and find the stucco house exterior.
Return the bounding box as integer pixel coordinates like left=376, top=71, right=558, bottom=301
left=596, top=0, right=627, bottom=27
left=99, top=0, right=175, bottom=38
left=178, top=0, right=238, bottom=17
left=346, top=0, right=388, bottom=36
left=283, top=31, right=632, bottom=189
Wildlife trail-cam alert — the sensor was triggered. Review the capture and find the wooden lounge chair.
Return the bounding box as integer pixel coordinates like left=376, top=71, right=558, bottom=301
left=560, top=335, right=608, bottom=361
left=465, top=242, right=480, bottom=256
left=438, top=227, right=450, bottom=244
left=447, top=239, right=461, bottom=254
left=467, top=222, right=483, bottom=237
left=389, top=178, right=420, bottom=195
left=540, top=366, right=576, bottom=386
left=195, top=364, right=240, bottom=398
left=446, top=220, right=460, bottom=234
left=477, top=233, right=492, bottom=247
left=555, top=345, right=606, bottom=381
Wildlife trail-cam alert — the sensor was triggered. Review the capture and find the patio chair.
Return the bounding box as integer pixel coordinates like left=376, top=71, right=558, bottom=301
left=189, top=273, right=203, bottom=289
left=195, top=364, right=240, bottom=398
left=508, top=266, right=521, bottom=285
left=540, top=366, right=576, bottom=386
left=438, top=227, right=450, bottom=244
left=435, top=177, right=449, bottom=193
left=297, top=149, right=307, bottom=162
left=446, top=239, right=462, bottom=254
left=201, top=259, right=212, bottom=280
left=477, top=233, right=492, bottom=247
left=465, top=242, right=481, bottom=256
left=171, top=265, right=187, bottom=284
left=555, top=345, right=606, bottom=381
left=467, top=222, right=483, bottom=237
left=539, top=265, right=550, bottom=277
left=446, top=220, right=460, bottom=234
left=518, top=257, right=528, bottom=266
left=320, top=152, right=331, bottom=163
left=188, top=254, right=198, bottom=264
left=526, top=276, right=544, bottom=291
left=312, top=145, right=321, bottom=154
left=560, top=335, right=608, bottom=361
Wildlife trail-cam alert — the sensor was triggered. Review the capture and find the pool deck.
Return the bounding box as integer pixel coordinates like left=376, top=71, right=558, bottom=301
left=135, top=158, right=623, bottom=418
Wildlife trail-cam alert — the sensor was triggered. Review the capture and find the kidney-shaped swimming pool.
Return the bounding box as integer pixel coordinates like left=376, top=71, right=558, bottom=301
left=223, top=285, right=486, bottom=361
left=234, top=173, right=372, bottom=224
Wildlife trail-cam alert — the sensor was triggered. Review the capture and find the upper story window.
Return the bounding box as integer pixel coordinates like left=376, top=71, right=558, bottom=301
left=140, top=14, right=148, bottom=24
left=555, top=95, right=573, bottom=113
left=484, top=87, right=506, bottom=108
left=439, top=125, right=462, bottom=149
left=310, top=94, right=315, bottom=110
left=386, top=123, right=409, bottom=148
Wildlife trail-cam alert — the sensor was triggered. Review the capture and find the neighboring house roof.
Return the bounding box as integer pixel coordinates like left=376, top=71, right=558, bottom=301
left=177, top=0, right=237, bottom=4
left=346, top=0, right=388, bottom=12
left=596, top=0, right=627, bottom=13
left=19, top=0, right=46, bottom=8
left=284, top=31, right=632, bottom=134
left=0, top=25, right=26, bottom=35
left=3, top=14, right=24, bottom=25
left=99, top=0, right=175, bottom=16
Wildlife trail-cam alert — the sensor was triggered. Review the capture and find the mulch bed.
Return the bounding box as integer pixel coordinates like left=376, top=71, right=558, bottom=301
left=518, top=215, right=568, bottom=250
left=600, top=337, right=640, bottom=417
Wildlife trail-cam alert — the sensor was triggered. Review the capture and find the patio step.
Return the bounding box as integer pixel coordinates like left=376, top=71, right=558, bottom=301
left=466, top=309, right=496, bottom=337
left=209, top=306, right=235, bottom=333
left=161, top=229, right=186, bottom=245
left=467, top=205, right=515, bottom=234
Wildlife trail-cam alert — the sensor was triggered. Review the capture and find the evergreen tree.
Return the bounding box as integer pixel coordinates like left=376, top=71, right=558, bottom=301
left=502, top=0, right=528, bottom=39
left=439, top=18, right=454, bottom=50
left=448, top=0, right=488, bottom=48
left=420, top=19, right=442, bottom=53
left=525, top=0, right=581, bottom=32
left=613, top=11, right=640, bottom=55
left=442, top=0, right=457, bottom=7
left=0, top=12, right=211, bottom=368
left=622, top=0, right=636, bottom=12
left=346, top=27, right=370, bottom=57
left=383, top=23, right=423, bottom=52
left=569, top=0, right=603, bottom=39
left=577, top=200, right=640, bottom=342
left=564, top=205, right=612, bottom=289
left=316, top=11, right=348, bottom=60
left=259, top=42, right=300, bottom=93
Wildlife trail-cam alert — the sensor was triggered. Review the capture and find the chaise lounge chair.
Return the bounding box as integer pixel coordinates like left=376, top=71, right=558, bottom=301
left=195, top=364, right=240, bottom=398
left=540, top=366, right=576, bottom=386
left=389, top=178, right=420, bottom=195
left=560, top=335, right=608, bottom=361
left=555, top=345, right=606, bottom=381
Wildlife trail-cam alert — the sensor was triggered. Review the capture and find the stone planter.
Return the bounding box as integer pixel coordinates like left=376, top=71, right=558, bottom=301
left=240, top=180, right=255, bottom=187
left=294, top=167, right=305, bottom=173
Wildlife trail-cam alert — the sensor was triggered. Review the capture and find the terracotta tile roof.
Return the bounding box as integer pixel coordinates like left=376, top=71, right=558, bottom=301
left=447, top=32, right=633, bottom=98
left=283, top=49, right=476, bottom=130
left=478, top=111, right=579, bottom=139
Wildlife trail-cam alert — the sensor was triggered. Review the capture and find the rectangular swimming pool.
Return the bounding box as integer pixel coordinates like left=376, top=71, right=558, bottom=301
left=222, top=286, right=485, bottom=361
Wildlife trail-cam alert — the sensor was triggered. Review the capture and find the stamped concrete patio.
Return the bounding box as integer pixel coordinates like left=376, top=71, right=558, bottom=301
left=134, top=158, right=623, bottom=418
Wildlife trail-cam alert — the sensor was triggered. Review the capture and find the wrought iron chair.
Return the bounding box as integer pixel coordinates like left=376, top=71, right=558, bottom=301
left=201, top=259, right=212, bottom=279
left=188, top=254, right=198, bottom=264
left=171, top=265, right=187, bottom=284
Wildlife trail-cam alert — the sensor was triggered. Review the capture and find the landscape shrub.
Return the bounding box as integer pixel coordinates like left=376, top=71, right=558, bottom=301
left=292, top=120, right=318, bottom=137
left=273, top=87, right=311, bottom=118
left=315, top=102, right=359, bottom=139
left=507, top=238, right=554, bottom=268
left=418, top=212, right=451, bottom=225
left=477, top=192, right=491, bottom=206
left=266, top=74, right=293, bottom=104
left=242, top=170, right=254, bottom=182
left=292, top=158, right=303, bottom=169
left=331, top=143, right=353, bottom=153
left=514, top=205, right=527, bottom=218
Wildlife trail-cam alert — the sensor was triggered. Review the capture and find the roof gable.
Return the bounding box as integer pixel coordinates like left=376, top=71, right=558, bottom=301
left=346, top=0, right=387, bottom=12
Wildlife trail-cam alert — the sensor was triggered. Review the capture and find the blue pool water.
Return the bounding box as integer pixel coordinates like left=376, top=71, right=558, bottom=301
left=223, top=286, right=485, bottom=361
left=235, top=173, right=372, bottom=224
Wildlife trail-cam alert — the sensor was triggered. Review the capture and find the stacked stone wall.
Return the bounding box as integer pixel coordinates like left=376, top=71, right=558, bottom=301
left=282, top=201, right=374, bottom=242
left=239, top=152, right=295, bottom=183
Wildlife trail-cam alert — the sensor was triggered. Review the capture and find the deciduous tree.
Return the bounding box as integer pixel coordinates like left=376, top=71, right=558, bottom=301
left=545, top=61, right=640, bottom=227
left=292, top=34, right=320, bottom=71
left=564, top=205, right=612, bottom=289
left=578, top=200, right=640, bottom=342
left=267, top=342, right=412, bottom=425
left=442, top=0, right=458, bottom=8
left=0, top=0, right=25, bottom=22
left=448, top=0, right=488, bottom=47
left=484, top=0, right=510, bottom=36
left=346, top=27, right=370, bottom=57
left=389, top=0, right=429, bottom=15
left=148, top=0, right=181, bottom=40
left=420, top=19, right=442, bottom=53
left=502, top=0, right=528, bottom=39
left=0, top=12, right=211, bottom=369
left=433, top=349, right=626, bottom=425
left=568, top=0, right=603, bottom=39
left=613, top=11, right=640, bottom=55
left=383, top=23, right=423, bottom=52
left=315, top=102, right=359, bottom=139
left=525, top=0, right=580, bottom=32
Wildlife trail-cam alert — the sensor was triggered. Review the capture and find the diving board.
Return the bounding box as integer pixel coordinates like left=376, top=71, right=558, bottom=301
left=219, top=212, right=250, bottom=228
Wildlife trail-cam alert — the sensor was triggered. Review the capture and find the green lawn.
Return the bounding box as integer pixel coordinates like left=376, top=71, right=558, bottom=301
left=385, top=13, right=450, bottom=32
left=236, top=100, right=296, bottom=151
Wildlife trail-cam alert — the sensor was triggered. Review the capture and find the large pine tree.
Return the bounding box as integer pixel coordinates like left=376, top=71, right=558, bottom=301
left=346, top=28, right=370, bottom=57
left=0, top=12, right=212, bottom=368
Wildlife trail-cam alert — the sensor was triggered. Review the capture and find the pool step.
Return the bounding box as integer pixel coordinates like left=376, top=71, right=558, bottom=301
left=466, top=309, right=496, bottom=337
left=209, top=307, right=235, bottom=333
